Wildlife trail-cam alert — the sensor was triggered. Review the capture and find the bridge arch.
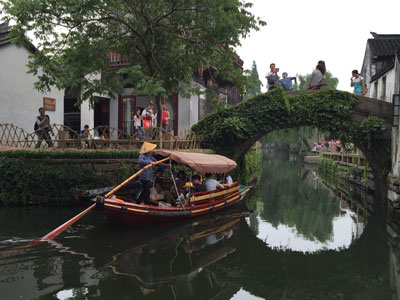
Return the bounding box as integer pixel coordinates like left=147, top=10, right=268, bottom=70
left=192, top=89, right=392, bottom=196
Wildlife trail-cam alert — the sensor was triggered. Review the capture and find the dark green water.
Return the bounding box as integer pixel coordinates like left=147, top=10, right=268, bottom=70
left=0, top=151, right=394, bottom=300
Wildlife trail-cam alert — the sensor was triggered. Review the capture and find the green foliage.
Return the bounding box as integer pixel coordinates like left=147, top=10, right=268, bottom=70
left=244, top=60, right=262, bottom=99
left=193, top=89, right=384, bottom=159
left=1, top=0, right=265, bottom=125
left=0, top=158, right=131, bottom=206
left=0, top=150, right=139, bottom=205
left=0, top=149, right=139, bottom=159
left=355, top=116, right=385, bottom=149
left=318, top=157, right=339, bottom=176
left=258, top=158, right=340, bottom=242
left=261, top=126, right=317, bottom=146
left=233, top=148, right=262, bottom=184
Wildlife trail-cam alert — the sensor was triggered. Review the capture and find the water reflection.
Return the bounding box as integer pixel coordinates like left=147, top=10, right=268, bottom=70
left=247, top=151, right=373, bottom=252
left=0, top=207, right=250, bottom=300
left=0, top=151, right=392, bottom=300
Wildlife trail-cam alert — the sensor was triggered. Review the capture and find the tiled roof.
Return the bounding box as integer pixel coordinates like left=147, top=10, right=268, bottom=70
left=368, top=32, right=400, bottom=57
left=0, top=20, right=11, bottom=46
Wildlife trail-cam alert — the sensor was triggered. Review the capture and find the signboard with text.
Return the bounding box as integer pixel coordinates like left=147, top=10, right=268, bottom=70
left=43, top=97, right=56, bottom=111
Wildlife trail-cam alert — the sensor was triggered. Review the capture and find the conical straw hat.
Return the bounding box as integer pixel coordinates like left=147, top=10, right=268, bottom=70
left=140, top=142, right=157, bottom=154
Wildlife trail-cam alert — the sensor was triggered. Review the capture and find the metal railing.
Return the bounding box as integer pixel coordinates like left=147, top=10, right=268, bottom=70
left=0, top=123, right=200, bottom=150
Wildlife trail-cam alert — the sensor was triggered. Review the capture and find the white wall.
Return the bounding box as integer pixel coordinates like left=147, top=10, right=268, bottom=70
left=80, top=101, right=94, bottom=129
left=368, top=68, right=397, bottom=102
left=178, top=83, right=200, bottom=133
left=109, top=93, right=119, bottom=139
left=0, top=43, right=64, bottom=133
left=362, top=43, right=400, bottom=102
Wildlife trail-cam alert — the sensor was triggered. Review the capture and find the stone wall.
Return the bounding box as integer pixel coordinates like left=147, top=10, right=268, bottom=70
left=388, top=173, right=400, bottom=232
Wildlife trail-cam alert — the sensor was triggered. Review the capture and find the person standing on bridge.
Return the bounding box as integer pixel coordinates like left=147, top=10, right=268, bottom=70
left=265, top=63, right=280, bottom=90
left=308, top=64, right=325, bottom=90
left=351, top=70, right=367, bottom=96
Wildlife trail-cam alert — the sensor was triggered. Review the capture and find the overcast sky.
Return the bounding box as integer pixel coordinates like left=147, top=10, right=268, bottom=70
left=236, top=0, right=400, bottom=92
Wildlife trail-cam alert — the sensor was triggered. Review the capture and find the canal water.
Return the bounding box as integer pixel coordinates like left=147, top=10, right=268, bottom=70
left=0, top=150, right=395, bottom=300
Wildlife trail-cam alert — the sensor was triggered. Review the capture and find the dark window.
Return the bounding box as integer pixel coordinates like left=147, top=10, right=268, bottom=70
left=382, top=76, right=387, bottom=101
left=375, top=56, right=393, bottom=74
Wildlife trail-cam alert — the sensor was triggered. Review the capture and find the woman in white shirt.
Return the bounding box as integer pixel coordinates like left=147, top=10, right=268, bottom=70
left=133, top=107, right=144, bottom=139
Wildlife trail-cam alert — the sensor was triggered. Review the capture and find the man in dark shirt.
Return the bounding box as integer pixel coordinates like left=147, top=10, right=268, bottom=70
left=35, top=107, right=54, bottom=148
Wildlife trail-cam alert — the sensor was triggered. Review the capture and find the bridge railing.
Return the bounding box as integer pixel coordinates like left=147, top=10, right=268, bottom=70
left=0, top=123, right=201, bottom=150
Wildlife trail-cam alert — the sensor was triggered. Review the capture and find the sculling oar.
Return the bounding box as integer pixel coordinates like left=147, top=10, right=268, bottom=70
left=103, top=156, right=170, bottom=198
left=40, top=203, right=96, bottom=241
left=0, top=203, right=96, bottom=251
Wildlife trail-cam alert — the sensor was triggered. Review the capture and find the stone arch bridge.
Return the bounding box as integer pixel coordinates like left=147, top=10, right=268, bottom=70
left=192, top=89, right=393, bottom=195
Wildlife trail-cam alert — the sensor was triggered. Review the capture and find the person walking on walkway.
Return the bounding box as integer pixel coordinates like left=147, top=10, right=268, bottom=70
left=35, top=107, right=54, bottom=148
left=161, top=104, right=170, bottom=131
left=133, top=107, right=144, bottom=139
left=142, top=102, right=154, bottom=140
left=351, top=70, right=367, bottom=96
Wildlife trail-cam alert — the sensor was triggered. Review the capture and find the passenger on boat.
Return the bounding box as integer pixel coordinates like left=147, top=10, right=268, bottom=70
left=224, top=174, right=233, bottom=185
left=137, top=142, right=170, bottom=205
left=192, top=175, right=202, bottom=192
left=150, top=181, right=174, bottom=206
left=201, top=173, right=223, bottom=191
left=174, top=170, right=187, bottom=194
left=178, top=182, right=194, bottom=205
left=153, top=168, right=164, bottom=187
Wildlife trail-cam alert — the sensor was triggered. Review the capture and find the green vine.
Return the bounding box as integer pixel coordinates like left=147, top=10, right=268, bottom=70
left=192, top=89, right=386, bottom=159
left=0, top=157, right=137, bottom=206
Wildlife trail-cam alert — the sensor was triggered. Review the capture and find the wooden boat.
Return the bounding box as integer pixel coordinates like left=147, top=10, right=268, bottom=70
left=94, top=150, right=251, bottom=224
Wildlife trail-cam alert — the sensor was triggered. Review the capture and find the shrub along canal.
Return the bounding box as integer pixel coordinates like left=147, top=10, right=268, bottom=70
left=0, top=149, right=395, bottom=299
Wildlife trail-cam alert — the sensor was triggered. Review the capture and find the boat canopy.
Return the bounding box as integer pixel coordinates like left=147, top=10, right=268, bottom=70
left=151, top=150, right=237, bottom=174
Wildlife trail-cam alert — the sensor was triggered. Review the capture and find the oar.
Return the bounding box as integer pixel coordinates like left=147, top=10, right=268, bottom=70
left=0, top=203, right=96, bottom=251
left=40, top=203, right=96, bottom=241
left=1, top=157, right=171, bottom=251
left=104, top=156, right=170, bottom=198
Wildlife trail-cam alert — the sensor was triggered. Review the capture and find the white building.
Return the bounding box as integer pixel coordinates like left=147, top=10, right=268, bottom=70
left=0, top=21, right=243, bottom=136
left=360, top=33, right=400, bottom=182
left=361, top=32, right=400, bottom=103
left=0, top=21, right=64, bottom=133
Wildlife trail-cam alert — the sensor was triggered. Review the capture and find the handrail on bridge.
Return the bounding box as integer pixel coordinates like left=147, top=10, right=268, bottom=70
left=0, top=123, right=200, bottom=150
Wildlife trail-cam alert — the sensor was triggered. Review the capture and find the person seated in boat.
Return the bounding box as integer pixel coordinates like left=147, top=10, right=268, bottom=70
left=175, top=170, right=187, bottom=193
left=201, top=173, right=223, bottom=192
left=224, top=173, right=233, bottom=185
left=177, top=182, right=194, bottom=205
left=192, top=174, right=203, bottom=193
left=153, top=168, right=164, bottom=187
left=150, top=181, right=174, bottom=206
left=137, top=142, right=171, bottom=205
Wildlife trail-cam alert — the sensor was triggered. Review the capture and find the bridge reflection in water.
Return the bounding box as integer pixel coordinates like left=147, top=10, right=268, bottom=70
left=0, top=151, right=394, bottom=299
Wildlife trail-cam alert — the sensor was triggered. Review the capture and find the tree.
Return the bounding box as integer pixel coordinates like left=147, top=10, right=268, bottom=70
left=296, top=71, right=339, bottom=90
left=1, top=0, right=265, bottom=125
left=244, top=60, right=262, bottom=99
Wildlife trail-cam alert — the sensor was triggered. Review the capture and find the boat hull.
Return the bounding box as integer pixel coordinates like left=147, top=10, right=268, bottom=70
left=96, top=184, right=251, bottom=225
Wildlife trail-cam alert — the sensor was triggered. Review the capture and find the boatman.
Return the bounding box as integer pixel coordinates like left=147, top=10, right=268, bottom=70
left=137, top=142, right=170, bottom=205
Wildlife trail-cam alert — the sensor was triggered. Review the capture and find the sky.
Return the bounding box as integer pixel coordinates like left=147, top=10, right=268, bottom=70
left=236, top=0, right=400, bottom=92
